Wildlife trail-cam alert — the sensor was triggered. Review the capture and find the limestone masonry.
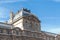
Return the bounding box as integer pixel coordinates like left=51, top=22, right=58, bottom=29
left=0, top=8, right=60, bottom=40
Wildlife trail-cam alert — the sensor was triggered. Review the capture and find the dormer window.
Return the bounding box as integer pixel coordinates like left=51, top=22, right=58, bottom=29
left=23, top=12, right=29, bottom=16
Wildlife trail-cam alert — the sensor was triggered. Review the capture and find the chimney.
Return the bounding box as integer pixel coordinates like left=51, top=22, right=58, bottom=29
left=8, top=11, right=15, bottom=24
left=10, top=11, right=14, bottom=20
left=22, top=8, right=31, bottom=13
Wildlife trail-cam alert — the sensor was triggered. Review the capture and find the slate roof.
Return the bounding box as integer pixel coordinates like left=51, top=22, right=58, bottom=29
left=0, top=22, right=12, bottom=29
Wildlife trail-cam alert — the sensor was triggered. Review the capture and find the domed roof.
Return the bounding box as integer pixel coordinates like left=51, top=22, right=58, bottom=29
left=12, top=8, right=40, bottom=23
left=13, top=8, right=31, bottom=20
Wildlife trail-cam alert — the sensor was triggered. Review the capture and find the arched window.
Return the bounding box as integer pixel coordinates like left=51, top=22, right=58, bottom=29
left=13, top=27, right=21, bottom=35
left=15, top=28, right=20, bottom=35
left=16, top=30, right=19, bottom=35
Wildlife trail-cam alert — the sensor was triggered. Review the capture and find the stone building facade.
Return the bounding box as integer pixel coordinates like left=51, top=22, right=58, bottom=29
left=0, top=8, right=59, bottom=40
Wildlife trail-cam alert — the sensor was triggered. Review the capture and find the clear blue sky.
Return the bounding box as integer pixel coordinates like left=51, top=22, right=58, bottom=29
left=0, top=0, right=60, bottom=34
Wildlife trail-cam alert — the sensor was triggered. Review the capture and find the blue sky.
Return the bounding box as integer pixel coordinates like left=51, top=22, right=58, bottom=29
left=0, top=0, right=60, bottom=34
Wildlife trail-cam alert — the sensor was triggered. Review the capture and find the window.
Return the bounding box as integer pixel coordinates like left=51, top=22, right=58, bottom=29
left=32, top=33, right=36, bottom=37
left=16, top=31, right=19, bottom=35
left=50, top=37, right=53, bottom=40
left=15, top=29, right=19, bottom=35
left=0, top=29, right=3, bottom=33
left=23, top=12, right=29, bottom=16
left=16, top=38, right=19, bottom=40
left=7, top=30, right=12, bottom=34
left=7, top=38, right=10, bottom=40
left=25, top=20, right=27, bottom=23
left=13, top=30, right=16, bottom=34
left=47, top=37, right=49, bottom=40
